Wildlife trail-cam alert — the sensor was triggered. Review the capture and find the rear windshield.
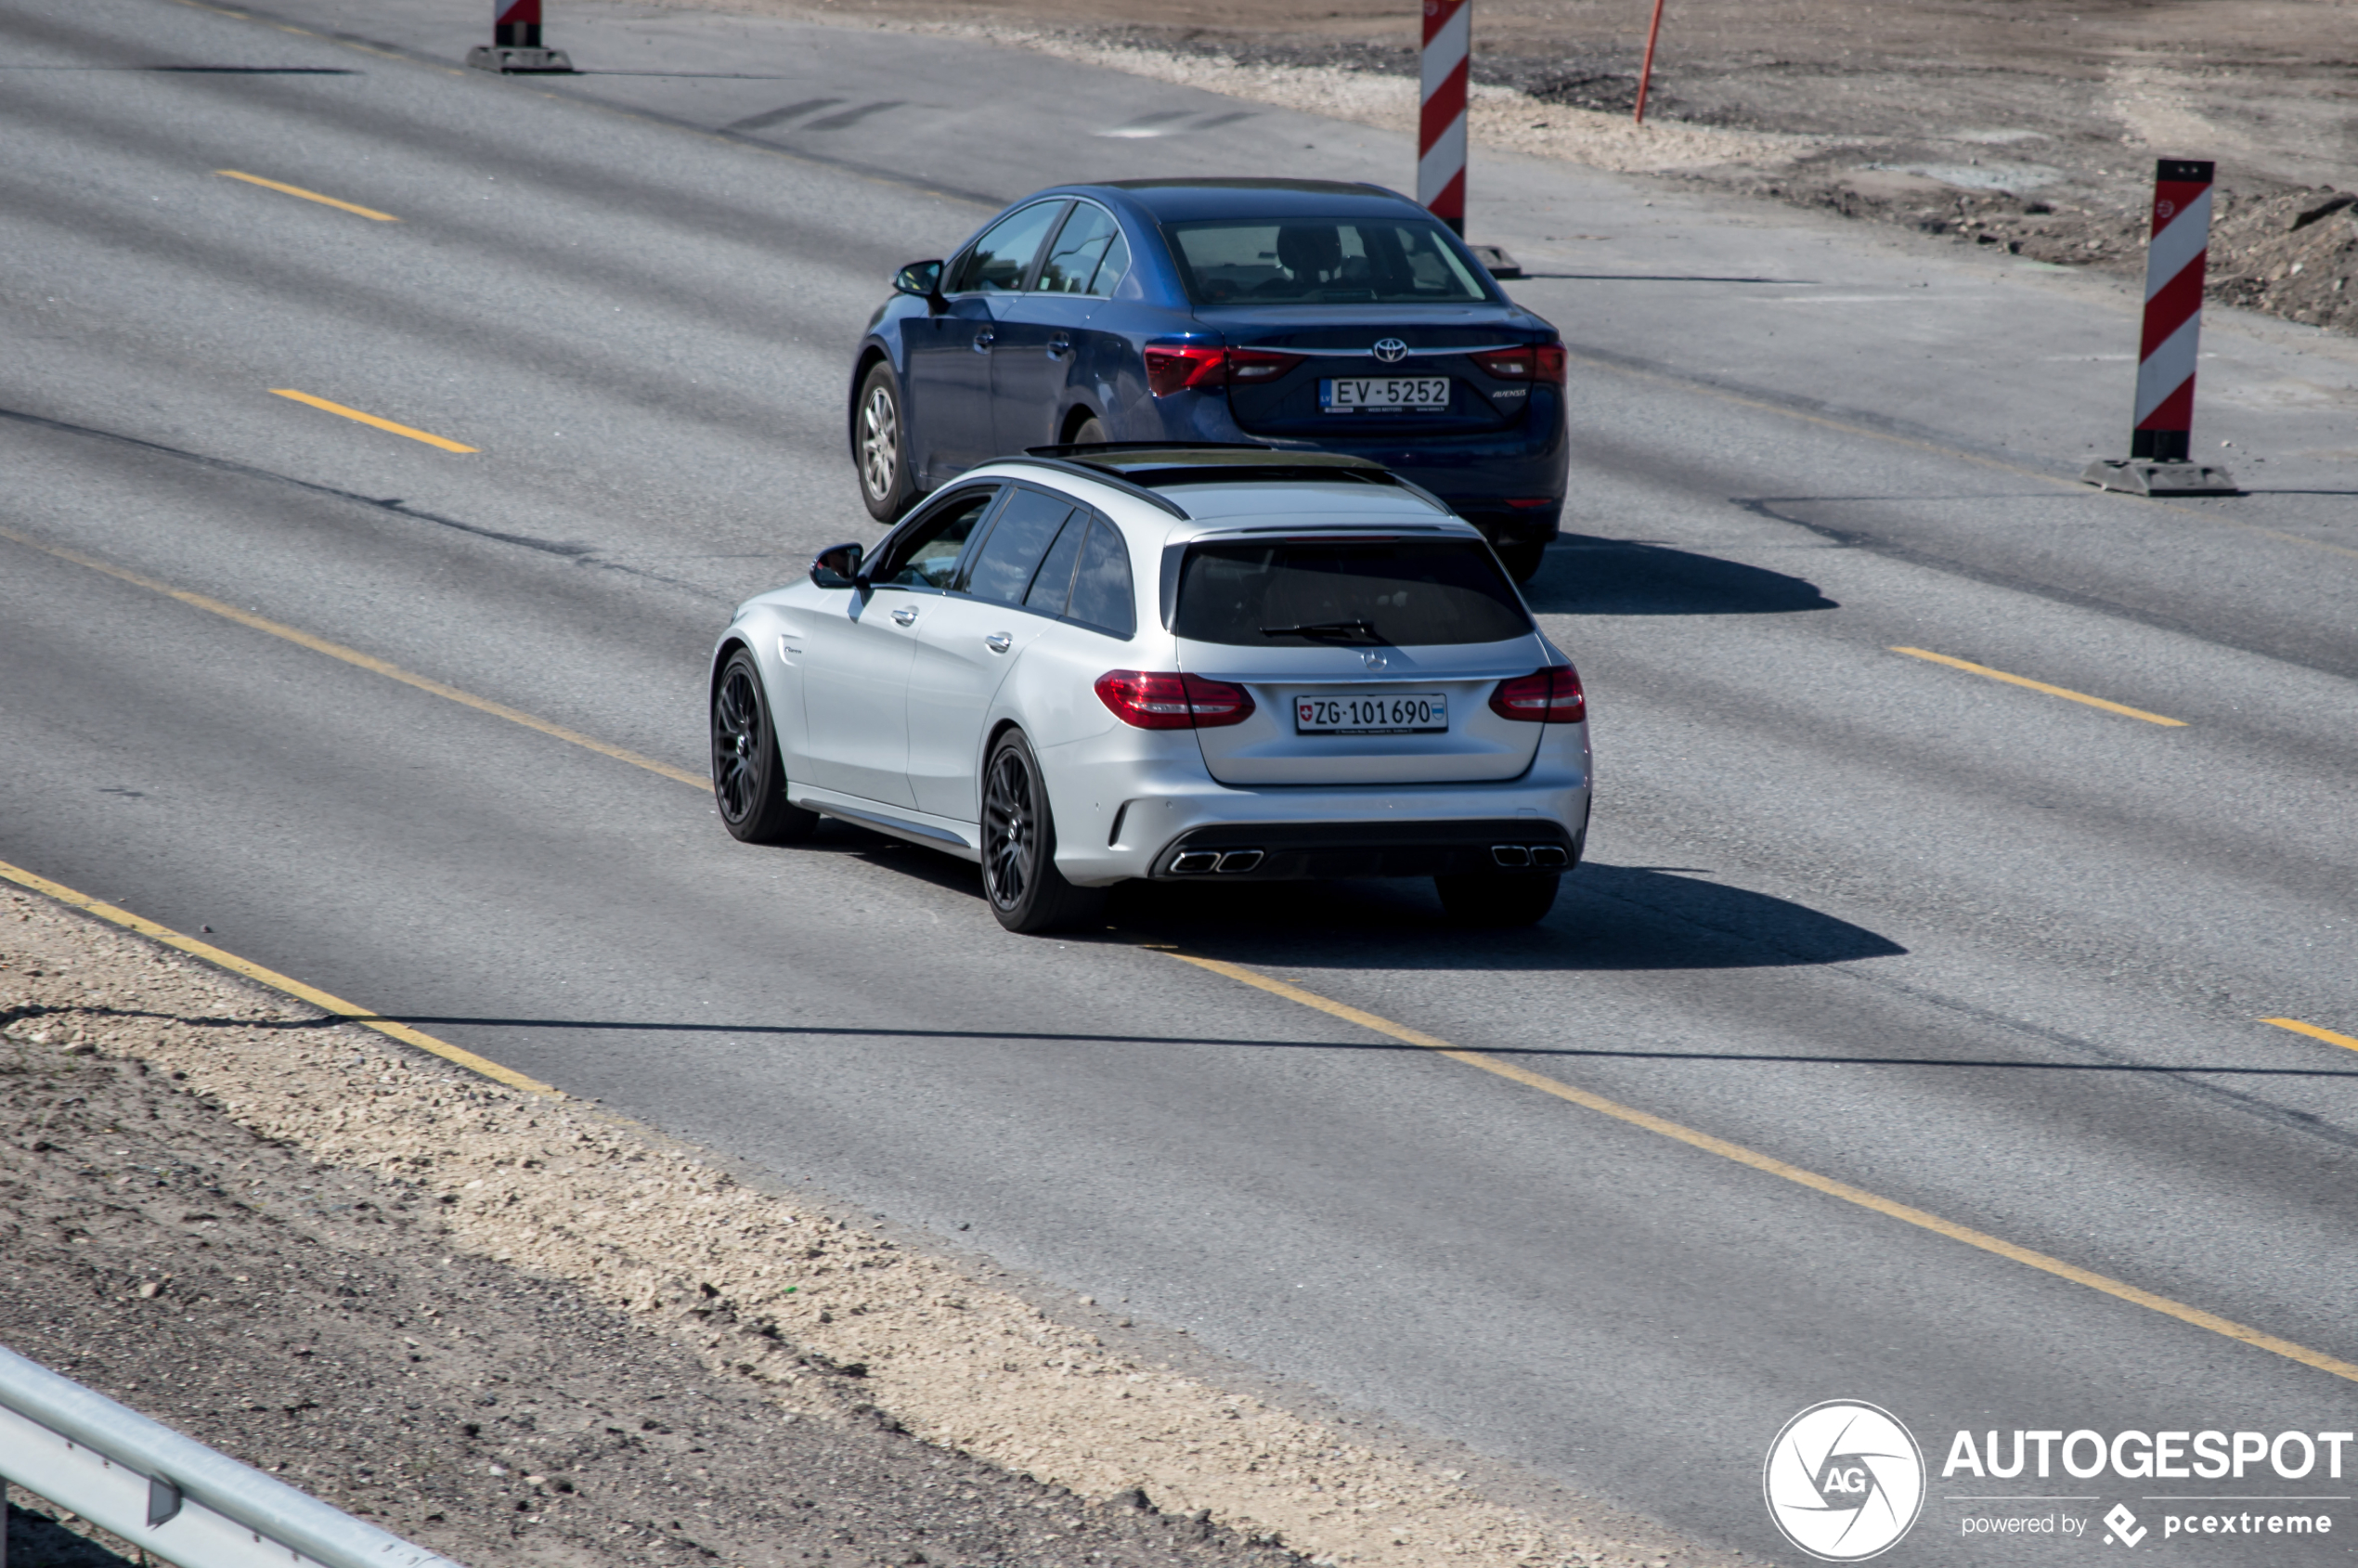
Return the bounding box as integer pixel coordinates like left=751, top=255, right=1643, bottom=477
left=1173, top=539, right=1530, bottom=648
left=1163, top=219, right=1492, bottom=305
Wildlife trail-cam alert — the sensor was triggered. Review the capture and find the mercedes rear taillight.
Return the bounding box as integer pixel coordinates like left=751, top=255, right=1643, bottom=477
left=1488, top=665, right=1586, bottom=723
left=1095, top=670, right=1257, bottom=729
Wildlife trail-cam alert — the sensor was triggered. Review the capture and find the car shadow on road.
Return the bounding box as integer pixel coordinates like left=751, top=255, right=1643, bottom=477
left=1097, top=862, right=1904, bottom=973
left=798, top=823, right=1900, bottom=971
left=1520, top=533, right=1838, bottom=616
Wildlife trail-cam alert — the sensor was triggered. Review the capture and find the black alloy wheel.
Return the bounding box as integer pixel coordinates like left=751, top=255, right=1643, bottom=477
left=980, top=731, right=1106, bottom=934
left=1434, top=871, right=1561, bottom=927
left=711, top=650, right=820, bottom=845
left=856, top=361, right=917, bottom=522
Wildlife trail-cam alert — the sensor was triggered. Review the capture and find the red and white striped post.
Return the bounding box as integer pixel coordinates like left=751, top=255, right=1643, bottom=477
left=496, top=0, right=541, bottom=48
left=1419, top=0, right=1470, bottom=237
left=467, top=0, right=573, bottom=73
left=2084, top=158, right=2237, bottom=495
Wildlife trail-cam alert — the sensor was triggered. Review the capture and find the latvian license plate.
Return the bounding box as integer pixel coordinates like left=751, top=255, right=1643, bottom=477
left=1296, top=693, right=1448, bottom=734
left=1320, top=376, right=1450, bottom=412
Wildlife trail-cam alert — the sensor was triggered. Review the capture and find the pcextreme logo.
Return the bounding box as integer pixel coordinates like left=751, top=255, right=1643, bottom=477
left=1765, top=1400, right=1927, bottom=1562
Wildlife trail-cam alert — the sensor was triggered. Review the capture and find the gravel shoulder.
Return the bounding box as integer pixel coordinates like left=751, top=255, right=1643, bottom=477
left=2, top=885, right=1735, bottom=1568
left=660, top=0, right=2358, bottom=336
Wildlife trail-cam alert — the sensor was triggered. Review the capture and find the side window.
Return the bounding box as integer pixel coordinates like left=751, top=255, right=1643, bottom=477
left=875, top=488, right=999, bottom=590
left=1088, top=227, right=1132, bottom=296
left=962, top=488, right=1078, bottom=606
left=1065, top=519, right=1137, bottom=638
left=1034, top=205, right=1121, bottom=296
left=946, top=202, right=1067, bottom=295
left=1023, top=512, right=1087, bottom=615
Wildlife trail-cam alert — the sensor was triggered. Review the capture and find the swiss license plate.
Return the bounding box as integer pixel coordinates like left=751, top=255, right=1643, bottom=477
left=1321, top=376, right=1451, bottom=413
left=1296, top=693, right=1448, bottom=734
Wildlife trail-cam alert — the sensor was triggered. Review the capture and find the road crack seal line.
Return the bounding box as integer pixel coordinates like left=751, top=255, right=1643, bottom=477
left=1152, top=950, right=2358, bottom=1388
left=0, top=881, right=1726, bottom=1568
left=0, top=404, right=588, bottom=558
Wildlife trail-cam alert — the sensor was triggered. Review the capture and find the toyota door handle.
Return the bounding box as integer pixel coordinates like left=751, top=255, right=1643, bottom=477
left=1046, top=334, right=1073, bottom=359
left=891, top=606, right=919, bottom=626
left=971, top=330, right=995, bottom=353
left=984, top=632, right=1013, bottom=654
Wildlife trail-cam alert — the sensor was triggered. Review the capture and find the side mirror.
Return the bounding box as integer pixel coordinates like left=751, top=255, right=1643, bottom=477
left=810, top=541, right=865, bottom=589
left=892, top=259, right=944, bottom=308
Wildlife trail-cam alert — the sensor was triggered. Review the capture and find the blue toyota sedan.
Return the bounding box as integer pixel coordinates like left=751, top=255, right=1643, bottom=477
left=846, top=178, right=1569, bottom=580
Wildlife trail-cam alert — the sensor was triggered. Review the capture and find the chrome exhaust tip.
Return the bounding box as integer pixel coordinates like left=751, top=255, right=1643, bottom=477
left=1491, top=845, right=1532, bottom=868
left=1169, top=850, right=1221, bottom=874
left=1215, top=849, right=1264, bottom=873
left=1531, top=844, right=1570, bottom=868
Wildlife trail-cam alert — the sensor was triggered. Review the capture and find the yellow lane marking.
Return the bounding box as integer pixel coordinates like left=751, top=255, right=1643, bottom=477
left=0, top=526, right=706, bottom=791
left=2263, top=1017, right=2358, bottom=1054
left=1160, top=949, right=2358, bottom=1387
left=0, top=858, right=557, bottom=1096
left=1890, top=645, right=2188, bottom=727
left=270, top=389, right=476, bottom=452
left=214, top=169, right=398, bottom=222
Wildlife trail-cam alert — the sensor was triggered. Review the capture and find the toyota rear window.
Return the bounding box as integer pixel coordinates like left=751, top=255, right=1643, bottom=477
left=1164, top=219, right=1492, bottom=305
left=1173, top=539, right=1529, bottom=648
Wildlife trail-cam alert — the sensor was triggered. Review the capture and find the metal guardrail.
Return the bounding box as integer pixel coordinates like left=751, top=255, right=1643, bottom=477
left=0, top=1342, right=464, bottom=1568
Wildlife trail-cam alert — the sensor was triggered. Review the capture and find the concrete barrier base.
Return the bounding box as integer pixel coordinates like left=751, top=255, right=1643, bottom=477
left=2080, top=458, right=2240, bottom=497
left=465, top=45, right=574, bottom=73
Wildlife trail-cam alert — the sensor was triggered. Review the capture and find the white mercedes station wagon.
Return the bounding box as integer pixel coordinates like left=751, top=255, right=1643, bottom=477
left=708, top=447, right=1591, bottom=933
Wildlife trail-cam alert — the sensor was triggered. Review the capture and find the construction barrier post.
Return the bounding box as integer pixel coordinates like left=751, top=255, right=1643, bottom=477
left=467, top=0, right=574, bottom=74
left=2082, top=158, right=2237, bottom=496
left=1419, top=0, right=1470, bottom=237
left=1418, top=2, right=1521, bottom=277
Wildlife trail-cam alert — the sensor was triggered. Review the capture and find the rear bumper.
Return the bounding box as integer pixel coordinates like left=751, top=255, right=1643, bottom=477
left=1147, top=395, right=1569, bottom=542
left=1150, top=817, right=1580, bottom=881
left=1045, top=745, right=1592, bottom=887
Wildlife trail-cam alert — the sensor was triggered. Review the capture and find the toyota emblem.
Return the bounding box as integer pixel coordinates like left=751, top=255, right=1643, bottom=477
left=1372, top=337, right=1409, bottom=363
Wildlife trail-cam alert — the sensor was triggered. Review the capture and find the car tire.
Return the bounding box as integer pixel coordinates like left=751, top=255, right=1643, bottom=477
left=1069, top=415, right=1109, bottom=447
left=1497, top=541, right=1547, bottom=584
left=711, top=649, right=821, bottom=845
left=980, top=730, right=1106, bottom=934
left=855, top=360, right=918, bottom=523
left=1434, top=871, right=1561, bottom=927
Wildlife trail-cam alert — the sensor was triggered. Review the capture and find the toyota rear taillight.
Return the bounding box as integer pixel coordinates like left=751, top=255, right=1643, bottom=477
left=1225, top=347, right=1305, bottom=382
left=1095, top=670, right=1257, bottom=729
left=1488, top=665, right=1586, bottom=723
left=1143, top=343, right=1305, bottom=397
left=1470, top=343, right=1568, bottom=384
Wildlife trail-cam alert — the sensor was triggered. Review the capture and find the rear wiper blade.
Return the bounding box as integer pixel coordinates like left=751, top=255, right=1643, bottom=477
left=1258, top=619, right=1383, bottom=642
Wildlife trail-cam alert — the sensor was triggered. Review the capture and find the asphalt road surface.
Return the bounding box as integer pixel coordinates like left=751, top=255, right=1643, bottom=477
left=6, top=1, right=2357, bottom=1562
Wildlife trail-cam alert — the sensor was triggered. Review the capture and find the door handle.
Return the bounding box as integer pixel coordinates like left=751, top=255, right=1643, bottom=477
left=984, top=632, right=1013, bottom=654
left=971, top=330, right=995, bottom=353
left=1046, top=333, right=1072, bottom=359
left=891, top=606, right=919, bottom=626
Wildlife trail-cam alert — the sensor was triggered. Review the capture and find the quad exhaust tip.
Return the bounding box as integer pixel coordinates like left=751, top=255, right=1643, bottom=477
left=1168, top=849, right=1264, bottom=875
left=1493, top=844, right=1570, bottom=869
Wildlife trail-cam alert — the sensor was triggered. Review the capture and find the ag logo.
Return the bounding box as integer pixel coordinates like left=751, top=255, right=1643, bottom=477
left=1372, top=337, right=1410, bottom=363
left=1763, top=1400, right=1925, bottom=1562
